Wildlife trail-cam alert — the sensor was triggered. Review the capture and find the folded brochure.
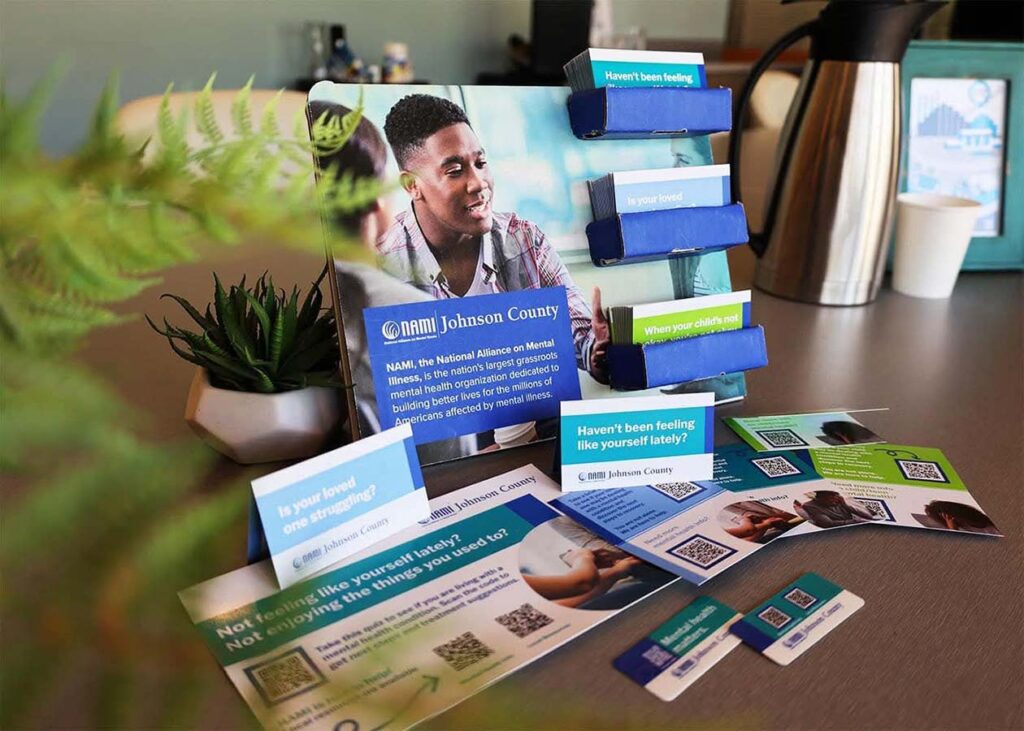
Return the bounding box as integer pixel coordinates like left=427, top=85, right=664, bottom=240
left=554, top=443, right=1000, bottom=584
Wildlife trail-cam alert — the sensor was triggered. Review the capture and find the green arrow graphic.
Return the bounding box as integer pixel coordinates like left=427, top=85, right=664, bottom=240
left=369, top=675, right=441, bottom=731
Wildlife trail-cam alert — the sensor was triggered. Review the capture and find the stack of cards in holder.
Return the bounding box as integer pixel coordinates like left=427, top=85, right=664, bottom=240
left=588, top=165, right=731, bottom=220
left=608, top=290, right=751, bottom=346
left=564, top=48, right=706, bottom=93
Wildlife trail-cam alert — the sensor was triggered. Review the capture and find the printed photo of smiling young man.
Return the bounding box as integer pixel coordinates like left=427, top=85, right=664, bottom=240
left=377, top=93, right=611, bottom=385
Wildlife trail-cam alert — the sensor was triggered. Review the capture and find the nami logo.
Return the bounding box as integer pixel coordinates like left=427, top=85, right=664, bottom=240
left=381, top=316, right=438, bottom=343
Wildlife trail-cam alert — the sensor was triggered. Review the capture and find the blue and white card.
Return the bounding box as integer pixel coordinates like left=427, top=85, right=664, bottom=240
left=560, top=393, right=714, bottom=491
left=251, top=424, right=428, bottom=589
left=730, top=573, right=864, bottom=666
left=614, top=596, right=742, bottom=701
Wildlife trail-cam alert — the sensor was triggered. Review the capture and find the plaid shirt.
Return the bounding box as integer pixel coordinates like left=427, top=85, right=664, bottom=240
left=377, top=205, right=595, bottom=373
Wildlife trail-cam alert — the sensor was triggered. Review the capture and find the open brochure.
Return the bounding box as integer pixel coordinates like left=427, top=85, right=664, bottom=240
left=553, top=443, right=1000, bottom=584
left=181, top=466, right=676, bottom=731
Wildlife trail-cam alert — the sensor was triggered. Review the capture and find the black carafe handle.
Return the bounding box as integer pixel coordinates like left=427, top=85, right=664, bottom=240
left=729, top=20, right=817, bottom=258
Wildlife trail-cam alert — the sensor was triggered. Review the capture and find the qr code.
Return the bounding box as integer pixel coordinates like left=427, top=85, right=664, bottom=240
left=757, top=605, right=793, bottom=630
left=751, top=455, right=802, bottom=478
left=668, top=535, right=737, bottom=569
left=652, top=482, right=705, bottom=502
left=495, top=603, right=554, bottom=639
left=896, top=459, right=948, bottom=483
left=433, top=632, right=494, bottom=671
left=641, top=643, right=676, bottom=669
left=756, top=428, right=808, bottom=449
left=244, top=648, right=326, bottom=706
left=855, top=497, right=895, bottom=522
left=784, top=587, right=818, bottom=610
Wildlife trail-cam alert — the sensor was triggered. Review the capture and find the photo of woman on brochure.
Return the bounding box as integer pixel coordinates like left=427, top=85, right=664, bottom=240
left=309, top=83, right=744, bottom=464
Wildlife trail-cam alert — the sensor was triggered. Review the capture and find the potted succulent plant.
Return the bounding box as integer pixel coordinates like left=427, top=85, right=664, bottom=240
left=149, top=267, right=345, bottom=463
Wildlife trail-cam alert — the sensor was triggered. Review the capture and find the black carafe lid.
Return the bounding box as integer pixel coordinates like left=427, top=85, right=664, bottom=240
left=802, top=0, right=945, bottom=62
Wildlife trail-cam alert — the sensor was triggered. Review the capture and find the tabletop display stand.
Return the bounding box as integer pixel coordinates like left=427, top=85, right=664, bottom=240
left=567, top=85, right=768, bottom=392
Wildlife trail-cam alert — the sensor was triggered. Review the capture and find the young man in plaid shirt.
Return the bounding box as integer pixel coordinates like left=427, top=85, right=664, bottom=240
left=377, top=93, right=610, bottom=384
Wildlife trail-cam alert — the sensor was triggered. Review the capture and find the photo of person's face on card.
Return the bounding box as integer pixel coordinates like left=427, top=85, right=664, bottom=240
left=308, top=84, right=743, bottom=465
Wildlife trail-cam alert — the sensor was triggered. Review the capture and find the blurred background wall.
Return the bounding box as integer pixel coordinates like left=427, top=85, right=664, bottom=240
left=0, top=0, right=729, bottom=155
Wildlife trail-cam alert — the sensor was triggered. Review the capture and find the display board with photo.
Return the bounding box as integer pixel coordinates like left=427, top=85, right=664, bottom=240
left=308, top=82, right=744, bottom=465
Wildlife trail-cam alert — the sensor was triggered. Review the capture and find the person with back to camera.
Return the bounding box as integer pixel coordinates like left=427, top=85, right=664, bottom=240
left=308, top=101, right=435, bottom=441
left=377, top=93, right=611, bottom=385
left=924, top=500, right=999, bottom=534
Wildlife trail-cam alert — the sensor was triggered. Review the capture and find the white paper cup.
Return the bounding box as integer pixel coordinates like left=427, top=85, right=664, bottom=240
left=892, top=193, right=981, bottom=299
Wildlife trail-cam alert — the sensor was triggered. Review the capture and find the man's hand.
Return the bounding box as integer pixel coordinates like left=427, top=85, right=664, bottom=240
left=589, top=286, right=611, bottom=384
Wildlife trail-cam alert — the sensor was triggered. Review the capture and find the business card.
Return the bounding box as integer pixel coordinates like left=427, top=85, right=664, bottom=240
left=251, top=424, right=428, bottom=589
left=725, top=410, right=885, bottom=452
left=614, top=596, right=742, bottom=700
left=560, top=393, right=714, bottom=491
left=730, top=573, right=864, bottom=666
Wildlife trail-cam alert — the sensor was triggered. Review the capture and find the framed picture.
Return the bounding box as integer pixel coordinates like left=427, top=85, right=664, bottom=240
left=899, top=41, right=1023, bottom=270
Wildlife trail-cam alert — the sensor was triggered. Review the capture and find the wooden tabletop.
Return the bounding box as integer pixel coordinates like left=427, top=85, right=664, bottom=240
left=82, top=248, right=1023, bottom=730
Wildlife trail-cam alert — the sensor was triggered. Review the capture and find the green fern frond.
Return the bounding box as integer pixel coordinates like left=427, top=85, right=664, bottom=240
left=0, top=63, right=64, bottom=157
left=193, top=73, right=224, bottom=146
left=156, top=83, right=189, bottom=170
left=259, top=88, right=283, bottom=137
left=0, top=68, right=379, bottom=729
left=231, top=75, right=254, bottom=136
left=86, top=70, right=121, bottom=153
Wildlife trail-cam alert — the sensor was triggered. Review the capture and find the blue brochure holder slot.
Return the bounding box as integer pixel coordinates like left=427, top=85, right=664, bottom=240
left=567, top=86, right=732, bottom=140
left=586, top=203, right=749, bottom=266
left=607, top=326, right=768, bottom=391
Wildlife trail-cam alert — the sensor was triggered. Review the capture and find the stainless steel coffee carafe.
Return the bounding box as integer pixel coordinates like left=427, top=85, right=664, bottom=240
left=730, top=0, right=943, bottom=305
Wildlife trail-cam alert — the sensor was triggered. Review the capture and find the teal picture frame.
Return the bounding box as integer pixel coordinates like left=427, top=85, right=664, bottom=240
left=899, top=40, right=1023, bottom=270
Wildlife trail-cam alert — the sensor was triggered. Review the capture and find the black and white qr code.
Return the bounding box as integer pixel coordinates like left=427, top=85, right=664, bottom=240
left=244, top=647, right=326, bottom=706
left=757, top=605, right=793, bottom=630
left=751, top=455, right=802, bottom=478
left=784, top=587, right=818, bottom=610
left=433, top=632, right=495, bottom=671
left=855, top=497, right=895, bottom=522
left=652, top=482, right=705, bottom=502
left=668, top=535, right=737, bottom=569
left=896, top=459, right=948, bottom=483
left=495, top=603, right=554, bottom=639
left=756, top=428, right=808, bottom=449
left=641, top=643, right=676, bottom=669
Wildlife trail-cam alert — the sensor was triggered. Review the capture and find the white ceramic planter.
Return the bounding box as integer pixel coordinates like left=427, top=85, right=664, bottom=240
left=184, top=368, right=343, bottom=464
